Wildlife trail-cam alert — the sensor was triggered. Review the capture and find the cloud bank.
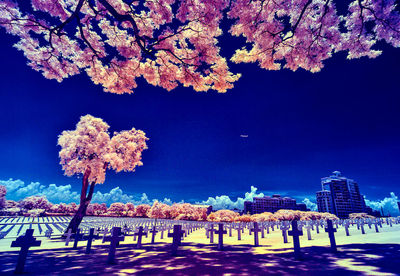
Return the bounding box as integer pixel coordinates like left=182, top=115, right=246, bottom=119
left=0, top=179, right=80, bottom=204
left=91, top=187, right=173, bottom=206
left=0, top=180, right=274, bottom=210
left=0, top=178, right=172, bottom=207
left=365, top=192, right=400, bottom=216
left=196, top=186, right=265, bottom=210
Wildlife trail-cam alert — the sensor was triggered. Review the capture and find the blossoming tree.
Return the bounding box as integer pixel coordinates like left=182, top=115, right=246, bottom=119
left=147, top=201, right=171, bottom=219
left=135, top=204, right=151, bottom=217
left=58, top=114, right=148, bottom=233
left=125, top=202, right=135, bottom=217
left=0, top=0, right=398, bottom=94
left=107, top=202, right=127, bottom=216
left=18, top=195, right=51, bottom=211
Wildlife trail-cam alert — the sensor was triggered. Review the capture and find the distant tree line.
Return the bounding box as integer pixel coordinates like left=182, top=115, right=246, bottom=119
left=0, top=185, right=351, bottom=222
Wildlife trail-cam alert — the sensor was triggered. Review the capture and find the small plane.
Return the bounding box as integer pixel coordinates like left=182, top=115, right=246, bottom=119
left=240, top=135, right=248, bottom=138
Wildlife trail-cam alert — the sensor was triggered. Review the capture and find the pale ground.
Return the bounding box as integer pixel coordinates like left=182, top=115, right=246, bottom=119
left=0, top=219, right=400, bottom=275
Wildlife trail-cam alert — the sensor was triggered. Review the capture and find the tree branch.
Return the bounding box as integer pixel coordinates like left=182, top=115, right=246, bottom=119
left=97, top=0, right=148, bottom=54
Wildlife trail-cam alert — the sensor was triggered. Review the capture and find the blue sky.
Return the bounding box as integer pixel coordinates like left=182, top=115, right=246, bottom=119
left=0, top=26, right=400, bottom=211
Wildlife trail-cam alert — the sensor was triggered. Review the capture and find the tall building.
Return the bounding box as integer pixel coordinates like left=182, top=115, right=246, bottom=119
left=316, top=171, right=366, bottom=218
left=244, top=194, right=309, bottom=215
left=316, top=190, right=333, bottom=213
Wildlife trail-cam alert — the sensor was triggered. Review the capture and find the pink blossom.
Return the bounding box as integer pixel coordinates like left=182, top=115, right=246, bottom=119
left=207, top=209, right=239, bottom=222
left=135, top=204, right=151, bottom=217
left=19, top=195, right=51, bottom=211
left=107, top=202, right=127, bottom=216
left=58, top=114, right=148, bottom=185
left=1, top=0, right=397, bottom=93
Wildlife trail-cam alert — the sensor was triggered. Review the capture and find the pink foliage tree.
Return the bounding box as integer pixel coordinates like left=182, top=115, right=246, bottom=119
left=349, top=212, right=375, bottom=219
left=6, top=200, right=18, bottom=208
left=58, top=114, right=148, bottom=233
left=207, top=209, right=239, bottom=222
left=147, top=201, right=171, bottom=219
left=85, top=204, right=95, bottom=216
left=228, top=0, right=399, bottom=71
left=0, top=0, right=398, bottom=94
left=18, top=195, right=51, bottom=211
left=107, top=202, right=127, bottom=216
left=125, top=202, right=135, bottom=217
left=87, top=203, right=108, bottom=216
left=234, top=214, right=254, bottom=222
left=49, top=203, right=66, bottom=214
left=170, top=203, right=207, bottom=221
left=66, top=202, right=79, bottom=214
left=135, top=204, right=151, bottom=217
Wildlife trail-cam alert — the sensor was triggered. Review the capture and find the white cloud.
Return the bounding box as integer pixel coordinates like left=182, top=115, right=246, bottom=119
left=15, top=182, right=44, bottom=198
left=42, top=184, right=80, bottom=203
left=92, top=187, right=134, bottom=204
left=364, top=192, right=400, bottom=216
left=0, top=179, right=24, bottom=193
left=302, top=198, right=317, bottom=211
left=196, top=186, right=264, bottom=210
left=136, top=193, right=151, bottom=205
left=92, top=188, right=174, bottom=206
left=0, top=178, right=80, bottom=203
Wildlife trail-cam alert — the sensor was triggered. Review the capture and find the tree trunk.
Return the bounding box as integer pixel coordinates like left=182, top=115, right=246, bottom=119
left=65, top=201, right=89, bottom=234
left=64, top=168, right=95, bottom=235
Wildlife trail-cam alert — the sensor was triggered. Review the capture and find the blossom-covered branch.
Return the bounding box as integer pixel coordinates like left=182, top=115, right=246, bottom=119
left=0, top=0, right=398, bottom=93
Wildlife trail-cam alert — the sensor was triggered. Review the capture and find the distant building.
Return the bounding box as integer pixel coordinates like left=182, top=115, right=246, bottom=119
left=244, top=194, right=309, bottom=215
left=316, top=190, right=333, bottom=213
left=316, top=171, right=366, bottom=218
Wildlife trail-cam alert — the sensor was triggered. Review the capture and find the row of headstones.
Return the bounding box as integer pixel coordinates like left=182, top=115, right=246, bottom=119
left=203, top=221, right=315, bottom=249
left=0, top=216, right=73, bottom=239
left=7, top=218, right=158, bottom=239
left=0, top=221, right=70, bottom=239
left=54, top=216, right=400, bottom=258
left=8, top=215, right=397, bottom=241
left=1, top=217, right=191, bottom=240
left=84, top=217, right=207, bottom=233
left=5, top=215, right=397, bottom=242
left=9, top=222, right=198, bottom=274
left=39, top=216, right=400, bottom=246
left=63, top=221, right=203, bottom=248
left=1, top=215, right=165, bottom=233
left=201, top=216, right=400, bottom=249
left=0, top=216, right=71, bottom=224
left=3, top=219, right=344, bottom=274
left=7, top=217, right=400, bottom=274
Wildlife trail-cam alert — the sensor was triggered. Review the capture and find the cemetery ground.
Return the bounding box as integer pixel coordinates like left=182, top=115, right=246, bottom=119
left=0, top=217, right=400, bottom=275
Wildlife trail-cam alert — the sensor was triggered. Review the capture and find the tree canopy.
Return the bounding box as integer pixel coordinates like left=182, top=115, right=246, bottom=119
left=1, top=0, right=399, bottom=94
left=58, top=114, right=148, bottom=184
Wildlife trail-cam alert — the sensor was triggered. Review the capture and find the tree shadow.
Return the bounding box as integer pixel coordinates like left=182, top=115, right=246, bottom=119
left=1, top=243, right=400, bottom=275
